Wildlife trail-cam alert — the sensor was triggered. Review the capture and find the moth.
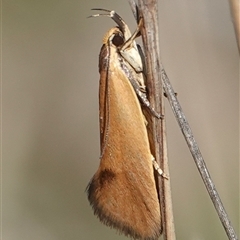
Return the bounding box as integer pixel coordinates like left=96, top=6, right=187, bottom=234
left=87, top=9, right=163, bottom=240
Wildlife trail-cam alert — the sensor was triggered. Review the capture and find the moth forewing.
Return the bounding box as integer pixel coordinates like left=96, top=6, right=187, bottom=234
left=87, top=26, right=162, bottom=240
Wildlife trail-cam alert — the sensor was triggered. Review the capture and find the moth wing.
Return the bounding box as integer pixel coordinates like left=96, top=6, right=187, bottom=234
left=87, top=43, right=161, bottom=240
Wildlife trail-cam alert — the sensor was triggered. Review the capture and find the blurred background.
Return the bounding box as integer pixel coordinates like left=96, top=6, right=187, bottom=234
left=2, top=0, right=239, bottom=239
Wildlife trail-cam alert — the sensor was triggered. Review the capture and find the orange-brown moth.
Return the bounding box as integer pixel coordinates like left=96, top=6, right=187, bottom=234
left=87, top=9, right=163, bottom=240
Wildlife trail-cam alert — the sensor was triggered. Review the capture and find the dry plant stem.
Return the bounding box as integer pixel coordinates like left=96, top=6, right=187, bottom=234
left=228, top=0, right=240, bottom=53
left=128, top=0, right=138, bottom=18
left=129, top=0, right=176, bottom=239
left=161, top=66, right=239, bottom=240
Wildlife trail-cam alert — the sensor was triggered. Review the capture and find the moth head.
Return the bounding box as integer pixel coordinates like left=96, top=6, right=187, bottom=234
left=91, top=8, right=143, bottom=73
left=102, top=27, right=124, bottom=47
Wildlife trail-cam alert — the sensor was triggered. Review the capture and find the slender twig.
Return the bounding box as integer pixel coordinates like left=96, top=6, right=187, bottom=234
left=128, top=0, right=137, bottom=19
left=228, top=0, right=240, bottom=53
left=129, top=1, right=176, bottom=239
left=161, top=66, right=239, bottom=240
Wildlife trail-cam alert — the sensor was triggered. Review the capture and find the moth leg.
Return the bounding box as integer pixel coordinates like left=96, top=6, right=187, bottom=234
left=135, top=88, right=164, bottom=119
left=118, top=17, right=164, bottom=119
left=120, top=18, right=143, bottom=52
left=121, top=66, right=163, bottom=118
left=151, top=156, right=168, bottom=179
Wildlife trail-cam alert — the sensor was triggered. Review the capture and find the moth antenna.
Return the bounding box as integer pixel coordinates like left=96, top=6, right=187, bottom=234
left=90, top=9, right=128, bottom=38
